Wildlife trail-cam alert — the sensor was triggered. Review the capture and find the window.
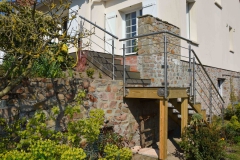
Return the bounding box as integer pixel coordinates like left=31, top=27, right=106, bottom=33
left=218, top=79, right=224, bottom=96
left=229, top=26, right=234, bottom=52
left=186, top=1, right=197, bottom=42
left=125, top=10, right=142, bottom=54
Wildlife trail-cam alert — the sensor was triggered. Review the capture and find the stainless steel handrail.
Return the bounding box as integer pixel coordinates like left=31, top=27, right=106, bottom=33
left=191, top=49, right=225, bottom=103
left=79, top=15, right=118, bottom=40
left=120, top=29, right=225, bottom=116
left=119, top=31, right=193, bottom=44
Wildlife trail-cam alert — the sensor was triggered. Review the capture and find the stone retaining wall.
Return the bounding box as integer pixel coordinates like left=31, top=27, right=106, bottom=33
left=0, top=78, right=142, bottom=146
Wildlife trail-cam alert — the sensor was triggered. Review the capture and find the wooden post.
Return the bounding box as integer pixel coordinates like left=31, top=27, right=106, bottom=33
left=159, top=99, right=168, bottom=160
left=181, top=98, right=188, bottom=134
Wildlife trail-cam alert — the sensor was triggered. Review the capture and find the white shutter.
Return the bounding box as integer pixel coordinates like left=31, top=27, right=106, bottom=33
left=105, top=12, right=116, bottom=54
left=142, top=0, right=157, bottom=17
left=68, top=5, right=79, bottom=37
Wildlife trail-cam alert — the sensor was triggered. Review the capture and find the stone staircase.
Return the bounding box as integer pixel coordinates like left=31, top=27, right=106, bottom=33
left=83, top=51, right=207, bottom=125
left=86, top=51, right=151, bottom=85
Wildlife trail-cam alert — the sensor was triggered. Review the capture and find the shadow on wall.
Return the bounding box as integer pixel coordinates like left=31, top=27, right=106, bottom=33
left=0, top=78, right=90, bottom=128
left=126, top=98, right=181, bottom=149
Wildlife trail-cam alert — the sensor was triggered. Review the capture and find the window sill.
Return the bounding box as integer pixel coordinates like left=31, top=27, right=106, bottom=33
left=215, top=2, right=222, bottom=10
left=230, top=50, right=234, bottom=53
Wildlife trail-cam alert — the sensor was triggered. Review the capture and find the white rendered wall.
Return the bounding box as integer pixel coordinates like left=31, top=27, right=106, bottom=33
left=67, top=0, right=240, bottom=72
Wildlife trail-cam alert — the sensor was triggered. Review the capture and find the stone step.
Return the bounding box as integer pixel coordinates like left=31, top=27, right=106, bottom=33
left=93, top=56, right=122, bottom=65
left=102, top=63, right=130, bottom=71
left=115, top=71, right=140, bottom=79
left=88, top=51, right=113, bottom=58
left=123, top=78, right=151, bottom=84
left=82, top=50, right=152, bottom=85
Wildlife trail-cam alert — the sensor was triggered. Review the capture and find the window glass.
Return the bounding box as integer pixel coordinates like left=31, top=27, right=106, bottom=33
left=125, top=11, right=140, bottom=54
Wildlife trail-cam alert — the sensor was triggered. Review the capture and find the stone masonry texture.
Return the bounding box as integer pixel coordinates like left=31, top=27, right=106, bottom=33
left=0, top=78, right=142, bottom=146
left=136, top=15, right=240, bottom=115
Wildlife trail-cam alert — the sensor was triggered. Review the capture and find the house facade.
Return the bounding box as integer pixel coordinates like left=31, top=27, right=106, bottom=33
left=65, top=0, right=240, bottom=106
left=1, top=1, right=239, bottom=159
left=68, top=0, right=240, bottom=70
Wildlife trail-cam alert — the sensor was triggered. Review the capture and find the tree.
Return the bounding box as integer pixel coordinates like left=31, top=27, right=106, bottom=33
left=0, top=0, right=86, bottom=98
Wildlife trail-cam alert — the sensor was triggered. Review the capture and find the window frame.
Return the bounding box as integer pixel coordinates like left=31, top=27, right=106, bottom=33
left=217, top=79, right=224, bottom=97
left=122, top=9, right=142, bottom=55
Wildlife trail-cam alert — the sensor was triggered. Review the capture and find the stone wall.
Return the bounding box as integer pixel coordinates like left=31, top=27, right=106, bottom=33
left=194, top=64, right=240, bottom=111
left=0, top=78, right=142, bottom=146
left=0, top=76, right=181, bottom=147
left=137, top=15, right=189, bottom=87
left=136, top=14, right=240, bottom=114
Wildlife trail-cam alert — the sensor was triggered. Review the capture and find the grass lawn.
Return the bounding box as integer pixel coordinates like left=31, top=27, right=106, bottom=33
left=225, top=143, right=240, bottom=160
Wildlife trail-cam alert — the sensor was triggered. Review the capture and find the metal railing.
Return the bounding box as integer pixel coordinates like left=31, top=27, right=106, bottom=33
left=120, top=31, right=225, bottom=122
left=120, top=31, right=193, bottom=98
left=191, top=49, right=225, bottom=122
left=79, top=16, right=118, bottom=80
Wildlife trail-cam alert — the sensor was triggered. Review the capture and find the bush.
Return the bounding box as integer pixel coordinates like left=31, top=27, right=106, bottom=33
left=0, top=139, right=86, bottom=160
left=0, top=89, right=132, bottom=159
left=86, top=67, right=95, bottom=78
left=179, top=114, right=225, bottom=160
left=223, top=115, right=240, bottom=143
left=99, top=144, right=132, bottom=160
left=225, top=103, right=240, bottom=121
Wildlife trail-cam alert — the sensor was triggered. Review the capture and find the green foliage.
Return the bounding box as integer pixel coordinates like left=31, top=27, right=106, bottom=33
left=100, top=144, right=132, bottom=160
left=99, top=72, right=102, bottom=79
left=234, top=136, right=240, bottom=144
left=224, top=115, right=240, bottom=143
left=0, top=0, right=81, bottom=97
left=225, top=105, right=236, bottom=120
left=86, top=67, right=95, bottom=78
left=179, top=114, right=225, bottom=160
left=31, top=56, right=60, bottom=78
left=229, top=115, right=240, bottom=130
left=0, top=87, right=132, bottom=159
left=223, top=103, right=240, bottom=143
left=0, top=139, right=86, bottom=160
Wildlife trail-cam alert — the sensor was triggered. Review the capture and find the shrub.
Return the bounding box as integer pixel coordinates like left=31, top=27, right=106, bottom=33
left=0, top=139, right=86, bottom=160
left=86, top=67, right=95, bottom=78
left=0, top=89, right=132, bottom=159
left=179, top=114, right=225, bottom=160
left=100, top=144, right=132, bottom=160
left=223, top=115, right=240, bottom=143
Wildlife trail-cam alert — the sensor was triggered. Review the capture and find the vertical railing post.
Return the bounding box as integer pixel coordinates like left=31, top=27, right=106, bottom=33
left=123, top=44, right=126, bottom=97
left=193, top=56, right=196, bottom=104
left=78, top=19, right=83, bottom=69
left=164, top=35, right=168, bottom=99
left=189, top=44, right=192, bottom=97
left=112, top=39, right=115, bottom=80
left=209, top=85, right=213, bottom=123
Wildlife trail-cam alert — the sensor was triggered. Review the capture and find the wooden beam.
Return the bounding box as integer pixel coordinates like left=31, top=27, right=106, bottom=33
left=125, top=88, right=164, bottom=99
left=125, top=87, right=188, bottom=99
left=201, top=109, right=206, bottom=121
left=181, top=98, right=188, bottom=135
left=159, top=99, right=168, bottom=160
left=168, top=88, right=188, bottom=99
